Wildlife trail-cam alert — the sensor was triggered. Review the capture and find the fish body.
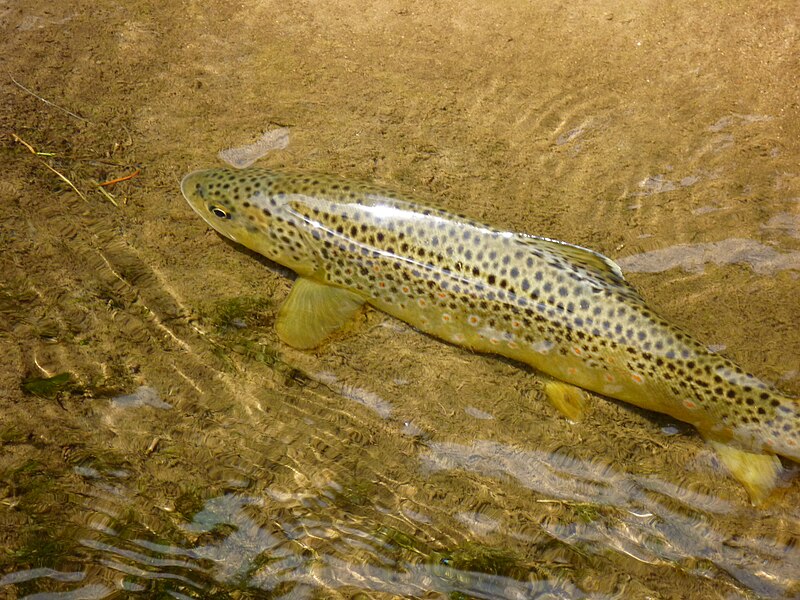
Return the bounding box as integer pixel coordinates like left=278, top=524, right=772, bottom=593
left=181, top=167, right=799, bottom=502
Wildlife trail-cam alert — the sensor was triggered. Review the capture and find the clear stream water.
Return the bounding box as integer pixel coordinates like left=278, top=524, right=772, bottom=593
left=2, top=0, right=799, bottom=598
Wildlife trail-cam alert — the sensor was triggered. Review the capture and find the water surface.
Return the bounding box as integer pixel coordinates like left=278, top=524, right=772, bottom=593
left=1, top=0, right=799, bottom=598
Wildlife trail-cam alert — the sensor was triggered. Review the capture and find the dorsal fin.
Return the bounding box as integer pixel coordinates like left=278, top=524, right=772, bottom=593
left=515, top=234, right=645, bottom=302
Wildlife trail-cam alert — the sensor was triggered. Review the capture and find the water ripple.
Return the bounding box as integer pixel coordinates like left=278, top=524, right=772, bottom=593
left=421, top=440, right=800, bottom=597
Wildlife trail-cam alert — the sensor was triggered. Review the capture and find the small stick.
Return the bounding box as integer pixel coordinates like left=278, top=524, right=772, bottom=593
left=40, top=162, right=88, bottom=203
left=93, top=182, right=119, bottom=207
left=12, top=132, right=88, bottom=202
left=99, top=168, right=140, bottom=187
left=10, top=75, right=89, bottom=123
left=12, top=132, right=36, bottom=154
left=12, top=133, right=56, bottom=156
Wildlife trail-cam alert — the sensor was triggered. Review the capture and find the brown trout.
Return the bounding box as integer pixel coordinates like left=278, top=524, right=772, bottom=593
left=181, top=167, right=800, bottom=503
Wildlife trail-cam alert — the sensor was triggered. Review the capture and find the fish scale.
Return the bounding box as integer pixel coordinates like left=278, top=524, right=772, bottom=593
left=182, top=166, right=799, bottom=503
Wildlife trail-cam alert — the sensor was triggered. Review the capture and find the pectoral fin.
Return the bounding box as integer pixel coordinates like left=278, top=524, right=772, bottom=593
left=706, top=439, right=782, bottom=505
left=275, top=277, right=365, bottom=349
left=543, top=379, right=587, bottom=422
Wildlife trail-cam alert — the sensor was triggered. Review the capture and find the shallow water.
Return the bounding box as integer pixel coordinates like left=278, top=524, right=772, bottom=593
left=2, top=0, right=799, bottom=598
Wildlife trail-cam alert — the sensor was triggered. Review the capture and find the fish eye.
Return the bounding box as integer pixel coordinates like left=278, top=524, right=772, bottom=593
left=209, top=205, right=230, bottom=219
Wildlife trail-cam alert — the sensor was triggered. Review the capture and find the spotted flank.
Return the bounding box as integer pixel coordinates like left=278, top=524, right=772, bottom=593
left=182, top=167, right=800, bottom=504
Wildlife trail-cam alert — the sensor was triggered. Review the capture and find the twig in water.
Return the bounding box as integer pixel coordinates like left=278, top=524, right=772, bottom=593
left=40, top=162, right=88, bottom=203
left=10, top=75, right=90, bottom=123
left=12, top=132, right=37, bottom=154
left=99, top=168, right=140, bottom=187
left=92, top=181, right=119, bottom=207
left=13, top=132, right=89, bottom=203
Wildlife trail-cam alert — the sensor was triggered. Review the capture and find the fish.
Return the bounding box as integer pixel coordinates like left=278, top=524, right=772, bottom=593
left=181, top=167, right=800, bottom=504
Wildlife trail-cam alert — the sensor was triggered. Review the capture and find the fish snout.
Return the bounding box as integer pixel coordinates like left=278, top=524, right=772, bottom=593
left=180, top=170, right=210, bottom=204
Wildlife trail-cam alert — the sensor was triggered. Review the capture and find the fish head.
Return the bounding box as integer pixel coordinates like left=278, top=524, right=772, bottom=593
left=181, top=168, right=320, bottom=276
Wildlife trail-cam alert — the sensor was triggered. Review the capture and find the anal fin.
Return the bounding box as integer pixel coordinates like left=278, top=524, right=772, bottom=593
left=706, top=439, right=782, bottom=505
left=275, top=277, right=365, bottom=349
left=543, top=379, right=587, bottom=422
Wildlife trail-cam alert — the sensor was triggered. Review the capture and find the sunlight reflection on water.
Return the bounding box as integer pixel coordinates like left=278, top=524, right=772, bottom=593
left=618, top=238, right=800, bottom=275
left=422, top=441, right=800, bottom=598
